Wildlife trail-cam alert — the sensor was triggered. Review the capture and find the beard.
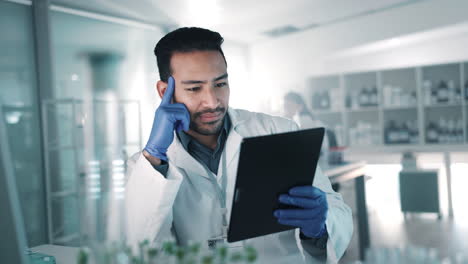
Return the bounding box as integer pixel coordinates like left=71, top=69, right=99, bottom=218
left=189, top=106, right=226, bottom=135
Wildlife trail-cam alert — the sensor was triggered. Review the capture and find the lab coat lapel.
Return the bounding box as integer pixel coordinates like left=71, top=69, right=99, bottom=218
left=224, top=127, right=243, bottom=170
left=167, top=134, right=211, bottom=180
left=224, top=108, right=247, bottom=169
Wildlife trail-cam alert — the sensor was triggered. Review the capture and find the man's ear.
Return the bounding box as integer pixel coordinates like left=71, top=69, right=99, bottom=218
left=156, top=80, right=167, bottom=100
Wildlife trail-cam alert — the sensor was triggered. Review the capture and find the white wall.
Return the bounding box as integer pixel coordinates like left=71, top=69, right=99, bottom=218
left=222, top=41, right=253, bottom=111
left=320, top=23, right=468, bottom=75
left=249, top=0, right=468, bottom=114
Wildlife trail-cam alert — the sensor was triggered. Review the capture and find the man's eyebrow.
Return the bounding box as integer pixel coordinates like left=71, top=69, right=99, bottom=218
left=180, top=73, right=228, bottom=85
left=213, top=73, right=228, bottom=81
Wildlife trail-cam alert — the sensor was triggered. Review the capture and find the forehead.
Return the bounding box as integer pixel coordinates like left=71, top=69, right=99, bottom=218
left=170, top=51, right=227, bottom=78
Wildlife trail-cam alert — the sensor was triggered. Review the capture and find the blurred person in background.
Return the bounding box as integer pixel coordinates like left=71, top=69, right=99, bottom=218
left=283, top=92, right=339, bottom=160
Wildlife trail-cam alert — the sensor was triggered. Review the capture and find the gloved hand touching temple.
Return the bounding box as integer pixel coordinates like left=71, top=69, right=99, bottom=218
left=274, top=186, right=328, bottom=239
left=144, top=76, right=190, bottom=162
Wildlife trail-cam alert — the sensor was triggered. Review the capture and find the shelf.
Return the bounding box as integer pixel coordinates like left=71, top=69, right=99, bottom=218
left=384, top=142, right=420, bottom=146
left=424, top=103, right=463, bottom=109
left=306, top=60, right=468, bottom=152
left=382, top=68, right=418, bottom=109
left=345, top=144, right=468, bottom=153
left=383, top=106, right=418, bottom=111
left=425, top=141, right=465, bottom=145
left=312, top=109, right=343, bottom=114
left=347, top=107, right=379, bottom=113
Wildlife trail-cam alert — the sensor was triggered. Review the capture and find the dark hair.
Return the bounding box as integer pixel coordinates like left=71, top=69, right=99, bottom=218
left=154, top=27, right=227, bottom=82
left=284, top=91, right=313, bottom=117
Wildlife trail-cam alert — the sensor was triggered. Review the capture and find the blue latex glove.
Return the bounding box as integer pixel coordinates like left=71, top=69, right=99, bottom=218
left=274, top=186, right=328, bottom=238
left=144, top=76, right=190, bottom=161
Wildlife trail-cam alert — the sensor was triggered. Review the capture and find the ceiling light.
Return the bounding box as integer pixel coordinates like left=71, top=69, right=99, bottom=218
left=182, top=0, right=221, bottom=28
left=389, top=38, right=402, bottom=46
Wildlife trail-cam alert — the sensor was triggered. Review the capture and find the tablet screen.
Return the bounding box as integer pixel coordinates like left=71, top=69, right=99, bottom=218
left=227, top=127, right=324, bottom=243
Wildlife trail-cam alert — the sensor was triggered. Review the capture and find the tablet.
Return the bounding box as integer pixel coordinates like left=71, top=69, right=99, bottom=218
left=227, top=127, right=325, bottom=243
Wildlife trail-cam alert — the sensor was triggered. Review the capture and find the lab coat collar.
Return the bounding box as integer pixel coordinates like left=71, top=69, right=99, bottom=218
left=167, top=108, right=246, bottom=179
left=224, top=108, right=245, bottom=167
left=227, top=107, right=248, bottom=129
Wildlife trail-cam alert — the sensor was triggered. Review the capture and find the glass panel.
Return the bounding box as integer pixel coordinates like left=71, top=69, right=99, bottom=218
left=345, top=72, right=379, bottom=110
left=50, top=11, right=158, bottom=160
left=308, top=75, right=342, bottom=111
left=51, top=195, right=80, bottom=246
left=383, top=109, right=419, bottom=145
left=422, top=63, right=462, bottom=106
left=424, top=106, right=463, bottom=144
left=381, top=68, right=417, bottom=109
left=0, top=1, right=47, bottom=246
left=347, top=111, right=381, bottom=146
left=50, top=10, right=158, bottom=246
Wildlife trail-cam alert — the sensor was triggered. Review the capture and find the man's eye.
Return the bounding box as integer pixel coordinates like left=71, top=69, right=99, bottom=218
left=215, top=82, right=227, bottom=88
left=186, top=87, right=200, bottom=92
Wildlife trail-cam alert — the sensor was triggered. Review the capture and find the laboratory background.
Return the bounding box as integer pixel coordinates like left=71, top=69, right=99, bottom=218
left=1, top=0, right=468, bottom=263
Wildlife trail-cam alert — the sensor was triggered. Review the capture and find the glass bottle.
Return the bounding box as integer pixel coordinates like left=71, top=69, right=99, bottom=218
left=456, top=119, right=464, bottom=142
left=426, top=122, right=439, bottom=143
left=437, top=80, right=449, bottom=103
left=409, top=121, right=419, bottom=144
left=410, top=91, right=417, bottom=106
left=358, top=87, right=368, bottom=107
left=423, top=80, right=432, bottom=106
left=447, top=80, right=455, bottom=104
left=321, top=90, right=330, bottom=109
left=385, top=120, right=396, bottom=144
left=401, top=122, right=410, bottom=144
left=345, top=92, right=352, bottom=109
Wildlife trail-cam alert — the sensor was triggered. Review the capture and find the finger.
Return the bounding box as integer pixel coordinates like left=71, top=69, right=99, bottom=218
left=169, top=110, right=190, bottom=132
left=289, top=186, right=324, bottom=199
left=167, top=108, right=190, bottom=124
left=277, top=218, right=303, bottom=228
left=278, top=195, right=323, bottom=209
left=161, top=76, right=175, bottom=105
left=179, top=105, right=190, bottom=131
left=169, top=103, right=190, bottom=131
left=175, top=121, right=184, bottom=132
left=170, top=103, right=188, bottom=111
left=182, top=114, right=190, bottom=131
left=274, top=209, right=321, bottom=220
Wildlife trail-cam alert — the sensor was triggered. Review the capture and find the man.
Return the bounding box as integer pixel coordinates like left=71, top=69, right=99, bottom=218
left=123, top=27, right=353, bottom=263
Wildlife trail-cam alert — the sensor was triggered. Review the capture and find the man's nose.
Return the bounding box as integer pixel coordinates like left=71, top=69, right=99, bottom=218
left=202, top=87, right=219, bottom=108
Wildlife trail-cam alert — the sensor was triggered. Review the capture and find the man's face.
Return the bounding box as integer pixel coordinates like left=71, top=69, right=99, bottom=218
left=170, top=50, right=230, bottom=136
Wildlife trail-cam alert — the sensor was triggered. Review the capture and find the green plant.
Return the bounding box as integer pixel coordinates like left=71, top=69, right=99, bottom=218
left=77, top=240, right=258, bottom=264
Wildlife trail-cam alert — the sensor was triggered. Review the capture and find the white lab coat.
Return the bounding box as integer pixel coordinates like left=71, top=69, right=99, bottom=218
left=121, top=108, right=353, bottom=263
